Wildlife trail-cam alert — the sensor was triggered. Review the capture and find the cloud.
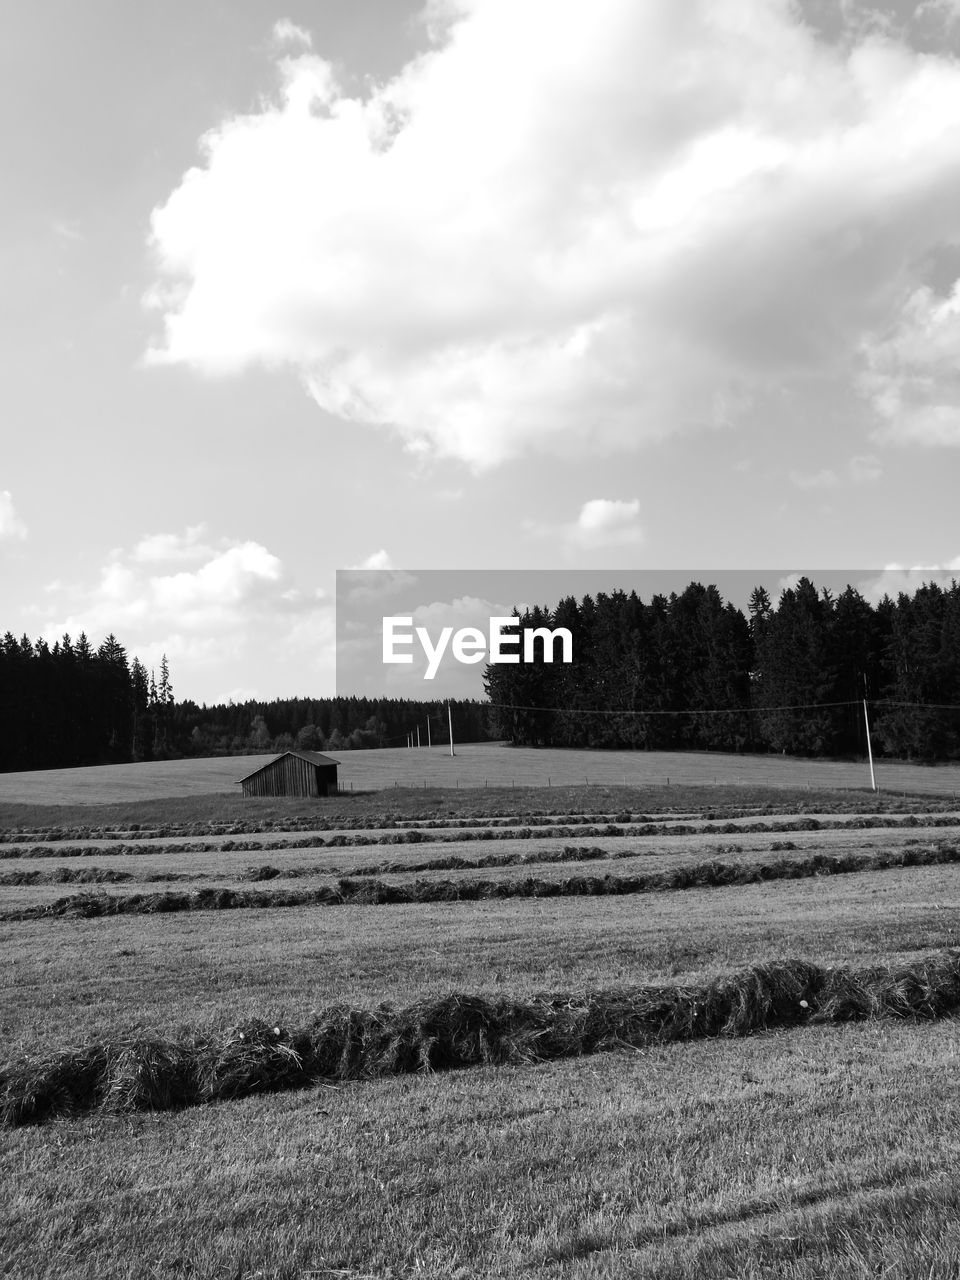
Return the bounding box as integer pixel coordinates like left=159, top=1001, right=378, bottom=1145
left=860, top=282, right=960, bottom=446
left=351, top=549, right=394, bottom=570
left=132, top=524, right=212, bottom=563
left=40, top=526, right=332, bottom=699
left=774, top=572, right=804, bottom=597
left=525, top=498, right=643, bottom=551
left=0, top=491, right=27, bottom=541
left=857, top=559, right=960, bottom=602
left=571, top=498, right=644, bottom=548
left=271, top=19, right=312, bottom=50
left=146, top=0, right=960, bottom=467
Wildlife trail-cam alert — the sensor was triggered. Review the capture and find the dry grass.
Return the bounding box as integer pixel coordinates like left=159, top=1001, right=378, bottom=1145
left=7, top=837, right=960, bottom=921
left=5, top=781, right=960, bottom=1277
left=5, top=1017, right=960, bottom=1278
left=5, top=948, right=960, bottom=1127
left=7, top=858, right=960, bottom=1062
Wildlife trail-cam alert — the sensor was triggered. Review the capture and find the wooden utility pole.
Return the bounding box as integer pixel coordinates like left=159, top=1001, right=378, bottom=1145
left=863, top=699, right=877, bottom=792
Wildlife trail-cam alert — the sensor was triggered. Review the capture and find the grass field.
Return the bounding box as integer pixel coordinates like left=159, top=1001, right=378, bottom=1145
left=4, top=757, right=960, bottom=1277
left=3, top=741, right=960, bottom=808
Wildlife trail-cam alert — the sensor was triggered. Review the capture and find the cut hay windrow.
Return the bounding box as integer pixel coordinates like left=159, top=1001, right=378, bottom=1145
left=1, top=812, right=958, bottom=861
left=5, top=840, right=960, bottom=922
left=0, top=800, right=900, bottom=844
left=0, top=830, right=946, bottom=887
left=0, top=840, right=771, bottom=885
left=0, top=792, right=946, bottom=845
left=5, top=948, right=960, bottom=1126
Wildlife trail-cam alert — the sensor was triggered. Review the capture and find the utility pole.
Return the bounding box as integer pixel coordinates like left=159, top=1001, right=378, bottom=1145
left=862, top=674, right=877, bottom=793
left=863, top=699, right=877, bottom=792
left=416, top=725, right=421, bottom=748
left=448, top=701, right=455, bottom=757
left=427, top=717, right=432, bottom=748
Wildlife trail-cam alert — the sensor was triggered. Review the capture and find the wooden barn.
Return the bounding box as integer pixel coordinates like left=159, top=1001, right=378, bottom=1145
left=238, top=750, right=340, bottom=798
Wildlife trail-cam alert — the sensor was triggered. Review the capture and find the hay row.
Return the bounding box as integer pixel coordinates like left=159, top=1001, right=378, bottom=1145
left=3, top=813, right=957, bottom=861
left=0, top=834, right=918, bottom=886
left=6, top=840, right=960, bottom=921
left=1, top=797, right=946, bottom=846
left=0, top=808, right=743, bottom=843
left=0, top=840, right=785, bottom=885
left=5, top=949, right=960, bottom=1126
left=0, top=843, right=622, bottom=886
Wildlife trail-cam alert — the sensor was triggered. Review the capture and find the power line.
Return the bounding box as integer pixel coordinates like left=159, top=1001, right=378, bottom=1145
left=486, top=697, right=960, bottom=718
left=486, top=698, right=867, bottom=717
left=871, top=700, right=960, bottom=711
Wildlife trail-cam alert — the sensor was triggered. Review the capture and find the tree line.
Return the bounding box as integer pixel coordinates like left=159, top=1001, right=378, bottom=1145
left=5, top=576, right=958, bottom=772
left=0, top=633, right=173, bottom=772
left=173, top=695, right=494, bottom=759
left=483, top=578, right=960, bottom=761
left=0, top=630, right=495, bottom=772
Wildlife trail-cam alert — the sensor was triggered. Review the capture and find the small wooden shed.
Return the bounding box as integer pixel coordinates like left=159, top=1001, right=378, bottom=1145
left=238, top=750, right=340, bottom=798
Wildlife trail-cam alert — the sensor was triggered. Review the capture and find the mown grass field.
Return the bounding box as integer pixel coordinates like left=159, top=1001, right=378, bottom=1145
left=4, top=755, right=960, bottom=1277
left=2, top=740, right=960, bottom=810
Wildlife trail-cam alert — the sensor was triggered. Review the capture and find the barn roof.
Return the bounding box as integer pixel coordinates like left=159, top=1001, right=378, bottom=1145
left=237, top=750, right=340, bottom=783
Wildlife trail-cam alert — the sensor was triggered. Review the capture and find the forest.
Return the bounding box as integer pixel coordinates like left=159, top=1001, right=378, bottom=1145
left=3, top=576, right=959, bottom=772
left=0, top=631, right=493, bottom=773
left=483, top=577, right=960, bottom=760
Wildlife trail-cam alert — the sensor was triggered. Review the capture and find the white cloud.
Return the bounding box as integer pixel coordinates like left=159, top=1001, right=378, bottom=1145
left=132, top=524, right=212, bottom=563
left=571, top=498, right=644, bottom=548
left=351, top=549, right=394, bottom=571
left=526, top=497, right=644, bottom=551
left=0, top=491, right=27, bottom=541
left=857, top=559, right=960, bottom=602
left=774, top=572, right=804, bottom=596
left=151, top=542, right=283, bottom=617
left=271, top=19, right=312, bottom=50
left=41, top=526, right=333, bottom=699
left=860, top=282, right=960, bottom=446
left=146, top=0, right=960, bottom=466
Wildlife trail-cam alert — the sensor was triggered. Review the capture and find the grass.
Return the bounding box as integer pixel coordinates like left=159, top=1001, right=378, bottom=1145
left=7, top=947, right=960, bottom=1127
left=2, top=740, right=960, bottom=816
left=6, top=859, right=960, bottom=1059
left=8, top=837, right=960, bottom=921
left=4, top=808, right=958, bottom=855
left=5, top=1019, right=960, bottom=1277
left=1, top=815, right=956, bottom=887
left=5, top=774, right=960, bottom=1277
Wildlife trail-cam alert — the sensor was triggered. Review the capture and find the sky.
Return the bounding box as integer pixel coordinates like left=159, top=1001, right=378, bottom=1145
left=2, top=0, right=960, bottom=704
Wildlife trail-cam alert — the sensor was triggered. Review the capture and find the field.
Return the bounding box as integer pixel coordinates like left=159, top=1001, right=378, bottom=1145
left=2, top=740, right=960, bottom=808
left=4, top=748, right=960, bottom=1277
